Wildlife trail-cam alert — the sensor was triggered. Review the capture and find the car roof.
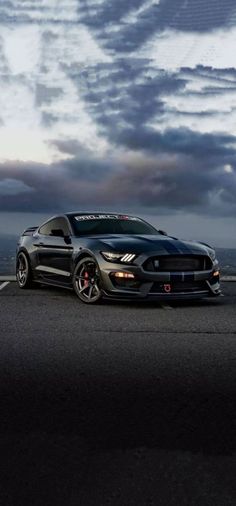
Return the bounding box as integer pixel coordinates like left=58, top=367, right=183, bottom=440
left=65, top=212, right=138, bottom=218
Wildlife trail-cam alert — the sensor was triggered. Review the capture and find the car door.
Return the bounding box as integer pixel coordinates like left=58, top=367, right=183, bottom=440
left=35, top=217, right=73, bottom=284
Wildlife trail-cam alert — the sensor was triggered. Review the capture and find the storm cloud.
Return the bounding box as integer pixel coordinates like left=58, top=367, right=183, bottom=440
left=1, top=128, right=236, bottom=216
left=79, top=0, right=236, bottom=53
left=1, top=0, right=236, bottom=232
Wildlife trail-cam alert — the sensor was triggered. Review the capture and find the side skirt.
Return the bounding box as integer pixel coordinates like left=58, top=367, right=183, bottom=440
left=33, top=279, right=74, bottom=290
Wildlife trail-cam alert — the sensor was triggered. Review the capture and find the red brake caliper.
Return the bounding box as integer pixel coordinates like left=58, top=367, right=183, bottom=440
left=84, top=271, right=89, bottom=288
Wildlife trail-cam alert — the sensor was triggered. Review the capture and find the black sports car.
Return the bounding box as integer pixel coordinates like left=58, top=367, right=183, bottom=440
left=16, top=212, right=221, bottom=303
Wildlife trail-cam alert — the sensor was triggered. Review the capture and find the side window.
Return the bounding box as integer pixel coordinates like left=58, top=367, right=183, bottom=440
left=39, top=219, right=55, bottom=236
left=39, top=218, right=70, bottom=236
left=55, top=218, right=70, bottom=236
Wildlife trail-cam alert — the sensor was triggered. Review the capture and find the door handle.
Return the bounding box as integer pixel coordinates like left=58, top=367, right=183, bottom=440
left=33, top=242, right=44, bottom=247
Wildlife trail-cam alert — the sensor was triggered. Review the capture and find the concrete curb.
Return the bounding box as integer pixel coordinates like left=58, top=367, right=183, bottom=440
left=221, top=276, right=236, bottom=281
left=0, top=275, right=16, bottom=281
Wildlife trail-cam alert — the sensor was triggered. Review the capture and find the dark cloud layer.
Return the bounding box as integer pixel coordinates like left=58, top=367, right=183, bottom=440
left=1, top=1, right=235, bottom=55
left=1, top=53, right=236, bottom=216
left=56, top=52, right=236, bottom=179
left=79, top=0, right=236, bottom=53
left=68, top=61, right=236, bottom=164
left=115, top=127, right=236, bottom=159
left=1, top=2, right=236, bottom=223
left=68, top=60, right=188, bottom=141
left=1, top=126, right=236, bottom=216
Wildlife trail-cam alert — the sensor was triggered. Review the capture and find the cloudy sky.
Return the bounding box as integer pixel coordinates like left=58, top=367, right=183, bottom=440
left=0, top=0, right=236, bottom=246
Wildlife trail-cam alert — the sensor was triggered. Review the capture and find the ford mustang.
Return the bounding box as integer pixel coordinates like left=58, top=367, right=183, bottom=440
left=16, top=212, right=221, bottom=303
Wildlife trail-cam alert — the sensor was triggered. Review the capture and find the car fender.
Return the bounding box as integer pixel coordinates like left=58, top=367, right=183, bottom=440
left=72, top=249, right=99, bottom=272
left=16, top=246, right=31, bottom=260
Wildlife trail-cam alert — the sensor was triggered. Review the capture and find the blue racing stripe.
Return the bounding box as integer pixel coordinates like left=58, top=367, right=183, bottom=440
left=163, top=240, right=180, bottom=254
left=173, top=241, right=192, bottom=253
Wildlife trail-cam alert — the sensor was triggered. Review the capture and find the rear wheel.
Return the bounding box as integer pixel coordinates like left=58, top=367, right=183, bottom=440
left=73, top=256, right=103, bottom=304
left=16, top=252, right=35, bottom=289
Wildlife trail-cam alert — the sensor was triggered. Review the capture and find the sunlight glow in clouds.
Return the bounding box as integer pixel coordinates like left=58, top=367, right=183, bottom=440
left=0, top=128, right=69, bottom=164
left=0, top=21, right=111, bottom=163
left=1, top=0, right=236, bottom=229
left=3, top=26, right=41, bottom=74
left=224, top=164, right=233, bottom=173
left=141, top=28, right=236, bottom=70
left=1, top=0, right=80, bottom=23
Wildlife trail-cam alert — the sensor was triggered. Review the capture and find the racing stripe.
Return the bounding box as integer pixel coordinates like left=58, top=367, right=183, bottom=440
left=172, top=241, right=192, bottom=253
left=171, top=273, right=196, bottom=282
left=162, top=240, right=180, bottom=254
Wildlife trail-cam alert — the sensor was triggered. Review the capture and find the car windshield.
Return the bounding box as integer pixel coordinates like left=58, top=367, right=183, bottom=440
left=70, top=215, right=159, bottom=236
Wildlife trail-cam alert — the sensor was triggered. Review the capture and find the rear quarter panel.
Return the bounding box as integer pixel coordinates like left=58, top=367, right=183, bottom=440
left=17, top=234, right=39, bottom=272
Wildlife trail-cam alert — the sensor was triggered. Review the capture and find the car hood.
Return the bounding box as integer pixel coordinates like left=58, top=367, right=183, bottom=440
left=90, top=235, right=211, bottom=256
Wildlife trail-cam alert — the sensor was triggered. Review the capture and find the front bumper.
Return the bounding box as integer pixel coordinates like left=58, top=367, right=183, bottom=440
left=99, top=257, right=221, bottom=301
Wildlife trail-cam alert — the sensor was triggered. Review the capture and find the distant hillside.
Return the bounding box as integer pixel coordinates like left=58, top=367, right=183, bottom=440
left=215, top=248, right=236, bottom=275
left=0, top=235, right=18, bottom=275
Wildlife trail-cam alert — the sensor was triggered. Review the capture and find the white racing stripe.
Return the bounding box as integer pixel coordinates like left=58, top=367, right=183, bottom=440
left=0, top=281, right=10, bottom=291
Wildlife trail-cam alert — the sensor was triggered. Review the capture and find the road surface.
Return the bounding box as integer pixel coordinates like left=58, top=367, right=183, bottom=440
left=0, top=281, right=236, bottom=505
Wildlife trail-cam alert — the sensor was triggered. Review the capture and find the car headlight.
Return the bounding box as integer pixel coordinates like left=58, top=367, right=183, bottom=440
left=101, top=251, right=136, bottom=263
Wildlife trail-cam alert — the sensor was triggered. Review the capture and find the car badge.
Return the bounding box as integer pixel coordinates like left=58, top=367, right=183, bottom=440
left=154, top=260, right=160, bottom=269
left=164, top=284, right=171, bottom=293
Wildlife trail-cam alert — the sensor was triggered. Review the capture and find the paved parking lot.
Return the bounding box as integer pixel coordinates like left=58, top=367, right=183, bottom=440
left=0, top=281, right=236, bottom=505
left=0, top=280, right=235, bottom=335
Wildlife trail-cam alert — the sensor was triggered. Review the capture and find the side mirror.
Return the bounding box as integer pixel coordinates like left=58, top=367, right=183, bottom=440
left=158, top=229, right=168, bottom=236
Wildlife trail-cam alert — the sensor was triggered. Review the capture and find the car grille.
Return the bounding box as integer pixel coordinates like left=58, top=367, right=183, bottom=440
left=143, top=255, right=212, bottom=272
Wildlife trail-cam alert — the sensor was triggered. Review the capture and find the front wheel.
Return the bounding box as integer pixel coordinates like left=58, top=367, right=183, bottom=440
left=73, top=256, right=103, bottom=304
left=16, top=252, right=35, bottom=289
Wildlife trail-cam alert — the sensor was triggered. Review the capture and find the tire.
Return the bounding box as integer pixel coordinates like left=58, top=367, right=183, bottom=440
left=16, top=251, right=35, bottom=289
left=73, top=256, right=103, bottom=304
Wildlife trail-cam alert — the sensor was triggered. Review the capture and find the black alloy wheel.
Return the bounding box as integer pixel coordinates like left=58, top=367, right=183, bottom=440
left=16, top=252, right=34, bottom=289
left=73, top=256, right=103, bottom=303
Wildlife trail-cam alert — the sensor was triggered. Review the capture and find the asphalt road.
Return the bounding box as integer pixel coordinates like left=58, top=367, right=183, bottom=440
left=0, top=281, right=236, bottom=505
